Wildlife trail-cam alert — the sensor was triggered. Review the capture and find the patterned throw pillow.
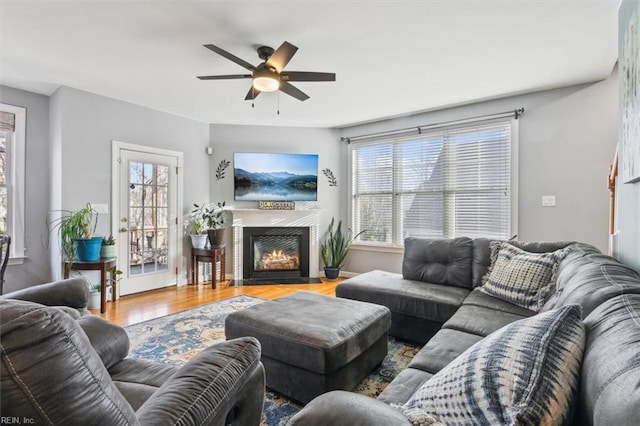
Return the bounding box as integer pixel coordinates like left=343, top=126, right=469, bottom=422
left=479, top=242, right=566, bottom=311
left=399, top=305, right=585, bottom=426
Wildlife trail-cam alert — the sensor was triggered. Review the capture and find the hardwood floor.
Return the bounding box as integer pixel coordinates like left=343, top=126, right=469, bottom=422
left=93, top=279, right=342, bottom=327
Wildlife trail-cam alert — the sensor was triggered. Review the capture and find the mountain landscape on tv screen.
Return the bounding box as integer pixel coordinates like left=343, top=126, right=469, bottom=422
left=234, top=169, right=318, bottom=201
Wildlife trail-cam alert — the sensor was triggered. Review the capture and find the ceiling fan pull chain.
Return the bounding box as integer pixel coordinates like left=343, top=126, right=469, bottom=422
left=277, top=91, right=280, bottom=115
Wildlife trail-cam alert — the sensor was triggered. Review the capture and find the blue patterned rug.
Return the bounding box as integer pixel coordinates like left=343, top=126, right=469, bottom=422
left=125, top=294, right=419, bottom=426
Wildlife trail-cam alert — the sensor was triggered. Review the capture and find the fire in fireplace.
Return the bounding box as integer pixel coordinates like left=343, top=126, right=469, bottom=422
left=256, top=249, right=300, bottom=271
left=243, top=226, right=310, bottom=282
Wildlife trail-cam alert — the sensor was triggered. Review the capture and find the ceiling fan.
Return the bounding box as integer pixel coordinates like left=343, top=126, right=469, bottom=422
left=197, top=41, right=336, bottom=102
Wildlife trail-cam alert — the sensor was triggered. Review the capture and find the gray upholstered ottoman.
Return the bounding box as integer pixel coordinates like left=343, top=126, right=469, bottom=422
left=225, top=291, right=391, bottom=403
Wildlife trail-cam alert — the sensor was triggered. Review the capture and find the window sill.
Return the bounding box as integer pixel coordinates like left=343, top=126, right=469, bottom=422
left=8, top=257, right=26, bottom=266
left=350, top=243, right=404, bottom=254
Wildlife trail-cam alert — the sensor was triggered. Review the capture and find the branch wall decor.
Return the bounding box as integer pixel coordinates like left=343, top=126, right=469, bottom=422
left=216, top=159, right=231, bottom=180
left=322, top=168, right=338, bottom=187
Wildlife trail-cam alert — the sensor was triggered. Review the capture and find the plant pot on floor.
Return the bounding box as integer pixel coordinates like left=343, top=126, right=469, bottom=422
left=190, top=234, right=208, bottom=249
left=324, top=267, right=340, bottom=281
left=88, top=290, right=101, bottom=310
left=76, top=236, right=103, bottom=261
left=207, top=228, right=226, bottom=248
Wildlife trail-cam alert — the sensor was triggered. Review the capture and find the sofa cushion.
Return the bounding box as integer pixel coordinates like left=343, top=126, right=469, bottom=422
left=471, top=238, right=573, bottom=288
left=378, top=368, right=434, bottom=406
left=109, top=358, right=178, bottom=410
left=336, top=270, right=469, bottom=324
left=442, top=303, right=532, bottom=337
left=408, top=328, right=483, bottom=374
left=479, top=242, right=566, bottom=311
left=462, top=288, right=537, bottom=317
left=403, top=237, right=474, bottom=289
left=401, top=305, right=585, bottom=426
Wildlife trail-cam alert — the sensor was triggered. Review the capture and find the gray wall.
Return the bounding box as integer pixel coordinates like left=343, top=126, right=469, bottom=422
left=209, top=124, right=343, bottom=275
left=49, top=86, right=211, bottom=282
left=617, top=0, right=640, bottom=272
left=340, top=71, right=618, bottom=274
left=0, top=85, right=51, bottom=292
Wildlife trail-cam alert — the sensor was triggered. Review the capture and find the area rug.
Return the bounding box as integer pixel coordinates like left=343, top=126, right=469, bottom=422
left=125, top=295, right=420, bottom=426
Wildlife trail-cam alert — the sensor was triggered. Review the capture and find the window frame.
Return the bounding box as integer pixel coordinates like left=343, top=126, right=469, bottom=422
left=347, top=118, right=519, bottom=251
left=1, top=103, right=26, bottom=264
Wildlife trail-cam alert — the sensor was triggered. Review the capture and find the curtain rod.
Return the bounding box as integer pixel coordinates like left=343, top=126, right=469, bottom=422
left=341, top=108, right=524, bottom=144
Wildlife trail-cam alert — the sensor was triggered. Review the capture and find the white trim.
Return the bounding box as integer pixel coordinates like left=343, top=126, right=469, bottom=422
left=510, top=118, right=520, bottom=239
left=228, top=208, right=321, bottom=281
left=350, top=243, right=404, bottom=254
left=111, top=140, right=184, bottom=290
left=1, top=103, right=26, bottom=261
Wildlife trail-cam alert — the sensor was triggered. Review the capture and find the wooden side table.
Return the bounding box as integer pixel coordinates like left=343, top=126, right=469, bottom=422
left=192, top=247, right=225, bottom=289
left=64, top=258, right=117, bottom=313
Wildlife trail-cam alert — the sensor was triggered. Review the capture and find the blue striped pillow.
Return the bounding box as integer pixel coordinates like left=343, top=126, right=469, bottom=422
left=399, top=305, right=585, bottom=426
left=480, top=243, right=566, bottom=311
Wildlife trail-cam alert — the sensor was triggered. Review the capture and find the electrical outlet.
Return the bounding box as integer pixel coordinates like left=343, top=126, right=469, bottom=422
left=92, top=203, right=109, bottom=214
left=541, top=195, right=556, bottom=207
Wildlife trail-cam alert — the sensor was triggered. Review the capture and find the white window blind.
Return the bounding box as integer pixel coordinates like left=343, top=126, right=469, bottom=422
left=351, top=119, right=514, bottom=246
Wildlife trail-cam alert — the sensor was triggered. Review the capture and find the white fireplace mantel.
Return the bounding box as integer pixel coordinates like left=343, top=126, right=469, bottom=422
left=229, top=208, right=321, bottom=281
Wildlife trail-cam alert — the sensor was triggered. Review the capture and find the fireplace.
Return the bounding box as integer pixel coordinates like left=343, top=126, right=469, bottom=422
left=243, top=227, right=310, bottom=282
left=230, top=207, right=321, bottom=284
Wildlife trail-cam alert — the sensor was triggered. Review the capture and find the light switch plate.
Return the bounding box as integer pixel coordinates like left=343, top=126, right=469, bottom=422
left=541, top=195, right=556, bottom=207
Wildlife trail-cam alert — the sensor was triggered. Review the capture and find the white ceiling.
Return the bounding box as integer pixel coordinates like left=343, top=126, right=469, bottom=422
left=1, top=0, right=620, bottom=128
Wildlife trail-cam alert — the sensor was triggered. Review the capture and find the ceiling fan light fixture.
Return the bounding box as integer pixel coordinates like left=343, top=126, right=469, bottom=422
left=252, top=72, right=280, bottom=92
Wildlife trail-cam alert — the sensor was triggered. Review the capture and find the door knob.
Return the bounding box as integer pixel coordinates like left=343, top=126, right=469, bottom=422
left=119, top=227, right=128, bottom=233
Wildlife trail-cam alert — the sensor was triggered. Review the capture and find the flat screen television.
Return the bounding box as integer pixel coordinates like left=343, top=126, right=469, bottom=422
left=234, top=152, right=319, bottom=201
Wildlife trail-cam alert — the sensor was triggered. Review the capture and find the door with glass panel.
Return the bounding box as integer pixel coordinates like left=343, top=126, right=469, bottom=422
left=117, top=148, right=180, bottom=295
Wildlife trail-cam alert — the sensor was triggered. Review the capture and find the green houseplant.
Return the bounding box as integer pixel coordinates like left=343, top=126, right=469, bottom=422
left=193, top=201, right=226, bottom=248
left=320, top=218, right=365, bottom=280
left=185, top=207, right=207, bottom=249
left=100, top=235, right=117, bottom=258
left=50, top=203, right=102, bottom=262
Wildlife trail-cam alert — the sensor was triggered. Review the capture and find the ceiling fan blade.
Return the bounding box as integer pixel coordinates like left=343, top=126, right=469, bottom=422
left=245, top=87, right=261, bottom=101
left=197, top=74, right=252, bottom=80
left=203, top=44, right=256, bottom=71
left=281, top=71, right=336, bottom=82
left=279, top=82, right=309, bottom=102
left=265, top=41, right=298, bottom=73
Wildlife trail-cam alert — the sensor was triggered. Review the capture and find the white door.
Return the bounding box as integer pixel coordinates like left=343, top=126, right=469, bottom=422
left=115, top=145, right=182, bottom=295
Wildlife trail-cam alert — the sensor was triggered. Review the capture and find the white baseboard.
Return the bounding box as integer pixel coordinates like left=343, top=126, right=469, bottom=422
left=318, top=270, right=359, bottom=279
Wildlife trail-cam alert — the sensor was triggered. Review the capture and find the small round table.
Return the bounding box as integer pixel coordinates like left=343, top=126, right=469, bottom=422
left=192, top=246, right=226, bottom=288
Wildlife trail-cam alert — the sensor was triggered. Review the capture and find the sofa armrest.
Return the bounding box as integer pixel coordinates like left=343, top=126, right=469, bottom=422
left=77, top=315, right=130, bottom=369
left=287, top=391, right=412, bottom=426
left=136, top=337, right=265, bottom=426
left=0, top=277, right=88, bottom=309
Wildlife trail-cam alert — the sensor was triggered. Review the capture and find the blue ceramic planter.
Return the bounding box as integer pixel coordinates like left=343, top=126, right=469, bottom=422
left=76, top=237, right=103, bottom=261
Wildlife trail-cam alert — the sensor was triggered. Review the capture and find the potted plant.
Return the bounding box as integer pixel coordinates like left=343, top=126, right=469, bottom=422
left=87, top=283, right=102, bottom=310
left=100, top=235, right=117, bottom=258
left=193, top=201, right=226, bottom=248
left=320, top=218, right=365, bottom=280
left=87, top=267, right=122, bottom=310
left=185, top=207, right=208, bottom=249
left=50, top=203, right=103, bottom=262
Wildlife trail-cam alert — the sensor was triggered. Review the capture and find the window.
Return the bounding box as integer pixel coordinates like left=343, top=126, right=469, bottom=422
left=350, top=119, right=517, bottom=247
left=1, top=104, right=26, bottom=262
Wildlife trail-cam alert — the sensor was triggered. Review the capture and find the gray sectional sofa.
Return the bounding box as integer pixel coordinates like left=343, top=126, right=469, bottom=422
left=290, top=237, right=640, bottom=425
left=1, top=278, right=265, bottom=426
